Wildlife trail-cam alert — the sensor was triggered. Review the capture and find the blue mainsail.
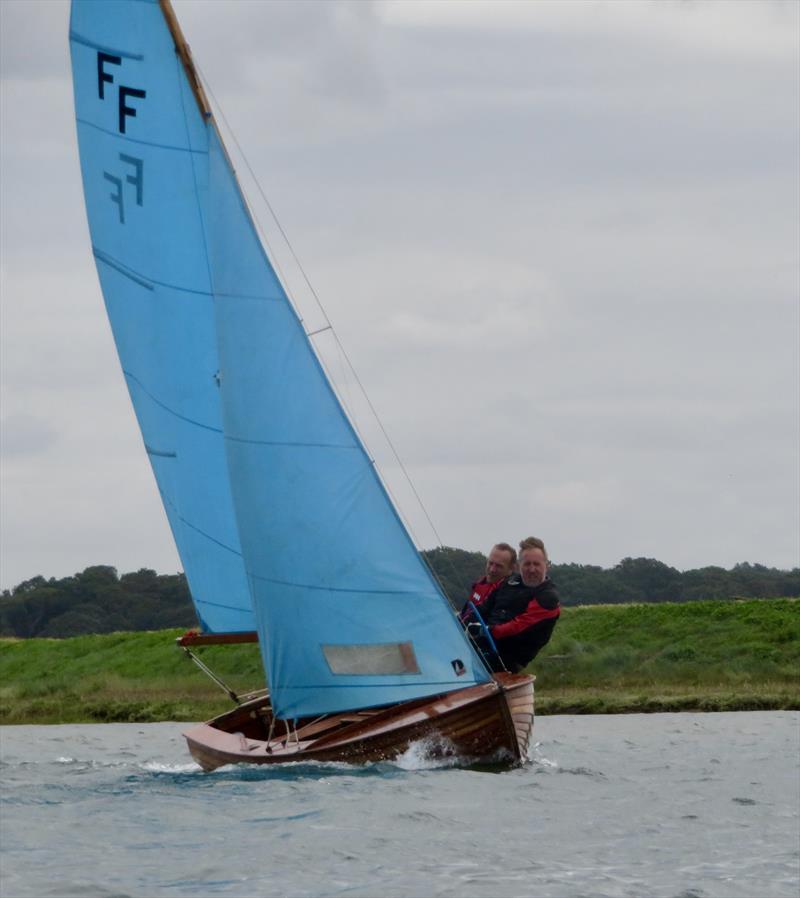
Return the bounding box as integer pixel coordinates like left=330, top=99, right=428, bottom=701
left=70, top=0, right=491, bottom=719
left=69, top=0, right=253, bottom=634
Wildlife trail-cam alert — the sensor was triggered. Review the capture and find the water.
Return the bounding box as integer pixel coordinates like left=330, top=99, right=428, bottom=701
left=1, top=712, right=798, bottom=898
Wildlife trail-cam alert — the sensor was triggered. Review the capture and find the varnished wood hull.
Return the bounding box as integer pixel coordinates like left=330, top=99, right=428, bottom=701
left=183, top=673, right=534, bottom=771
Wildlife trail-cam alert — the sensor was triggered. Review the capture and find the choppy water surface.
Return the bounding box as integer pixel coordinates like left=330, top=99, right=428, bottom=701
left=1, top=712, right=798, bottom=898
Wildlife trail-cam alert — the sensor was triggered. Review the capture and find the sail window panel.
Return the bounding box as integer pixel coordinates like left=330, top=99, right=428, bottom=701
left=323, top=643, right=420, bottom=676
left=247, top=579, right=489, bottom=718
left=201, top=90, right=492, bottom=717
left=70, top=1, right=207, bottom=153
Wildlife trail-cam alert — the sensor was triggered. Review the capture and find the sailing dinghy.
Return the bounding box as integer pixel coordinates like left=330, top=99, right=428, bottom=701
left=69, top=0, right=534, bottom=769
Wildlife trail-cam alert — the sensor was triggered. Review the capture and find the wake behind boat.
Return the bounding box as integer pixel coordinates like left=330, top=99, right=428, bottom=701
left=68, top=0, right=535, bottom=769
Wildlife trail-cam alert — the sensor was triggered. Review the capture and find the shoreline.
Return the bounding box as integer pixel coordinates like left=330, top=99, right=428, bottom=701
left=1, top=690, right=798, bottom=726
left=2, top=599, right=797, bottom=725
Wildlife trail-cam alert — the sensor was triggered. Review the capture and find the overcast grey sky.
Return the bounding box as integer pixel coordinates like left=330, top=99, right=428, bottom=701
left=1, top=0, right=798, bottom=589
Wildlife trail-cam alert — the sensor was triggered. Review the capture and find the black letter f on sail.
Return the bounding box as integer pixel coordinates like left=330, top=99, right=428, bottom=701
left=97, top=52, right=120, bottom=99
left=118, top=87, right=146, bottom=134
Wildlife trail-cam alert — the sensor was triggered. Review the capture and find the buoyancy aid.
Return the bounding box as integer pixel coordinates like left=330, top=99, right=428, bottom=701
left=459, top=577, right=505, bottom=622
left=481, top=575, right=561, bottom=639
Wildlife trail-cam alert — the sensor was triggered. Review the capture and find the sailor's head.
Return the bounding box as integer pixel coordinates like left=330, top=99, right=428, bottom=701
left=519, top=537, right=548, bottom=587
left=485, top=543, right=516, bottom=583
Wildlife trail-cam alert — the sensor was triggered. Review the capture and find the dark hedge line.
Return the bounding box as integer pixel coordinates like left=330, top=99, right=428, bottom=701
left=2, top=551, right=798, bottom=638
left=423, top=547, right=800, bottom=610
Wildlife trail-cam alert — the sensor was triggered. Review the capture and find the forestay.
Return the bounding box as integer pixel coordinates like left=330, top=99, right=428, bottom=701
left=70, top=0, right=490, bottom=720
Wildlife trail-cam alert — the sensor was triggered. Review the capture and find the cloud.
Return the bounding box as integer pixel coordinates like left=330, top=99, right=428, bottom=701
left=381, top=0, right=799, bottom=62
left=0, top=414, right=58, bottom=459
left=0, top=1, right=69, bottom=81
left=0, top=0, right=797, bottom=589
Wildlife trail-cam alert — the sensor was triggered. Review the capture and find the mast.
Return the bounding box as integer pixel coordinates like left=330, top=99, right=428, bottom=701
left=158, top=0, right=212, bottom=118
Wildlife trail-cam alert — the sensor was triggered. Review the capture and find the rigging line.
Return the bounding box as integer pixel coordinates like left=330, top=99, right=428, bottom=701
left=180, top=645, right=241, bottom=704
left=195, top=76, right=465, bottom=620
left=329, top=329, right=447, bottom=549
left=194, top=64, right=449, bottom=555
left=194, top=63, right=439, bottom=559
left=193, top=66, right=297, bottom=321
left=199, top=64, right=326, bottom=329
left=332, top=330, right=357, bottom=434
left=195, top=66, right=375, bottom=453
left=322, top=331, right=464, bottom=601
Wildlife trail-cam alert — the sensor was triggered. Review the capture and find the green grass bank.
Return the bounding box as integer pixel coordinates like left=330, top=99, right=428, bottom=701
left=1, top=599, right=797, bottom=724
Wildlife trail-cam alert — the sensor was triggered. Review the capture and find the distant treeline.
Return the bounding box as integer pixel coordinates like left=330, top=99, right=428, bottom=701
left=1, top=551, right=798, bottom=639
left=1, top=567, right=191, bottom=639
left=425, top=548, right=800, bottom=610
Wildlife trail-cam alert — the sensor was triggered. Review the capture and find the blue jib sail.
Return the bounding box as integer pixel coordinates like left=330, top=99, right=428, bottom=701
left=70, top=0, right=490, bottom=719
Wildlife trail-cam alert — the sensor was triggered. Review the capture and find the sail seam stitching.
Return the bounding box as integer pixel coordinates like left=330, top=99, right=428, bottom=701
left=173, top=514, right=242, bottom=558
left=249, top=574, right=433, bottom=596
left=159, top=490, right=244, bottom=562
left=123, top=370, right=223, bottom=433
left=69, top=31, right=144, bottom=60
left=194, top=598, right=252, bottom=613
left=76, top=118, right=208, bottom=155
left=93, top=247, right=207, bottom=297
left=145, top=445, right=176, bottom=458
left=224, top=436, right=359, bottom=450
left=93, top=247, right=280, bottom=302
left=214, top=292, right=282, bottom=302
left=93, top=249, right=155, bottom=290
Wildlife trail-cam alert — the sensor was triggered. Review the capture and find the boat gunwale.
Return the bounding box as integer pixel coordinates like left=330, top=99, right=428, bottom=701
left=183, top=673, right=534, bottom=769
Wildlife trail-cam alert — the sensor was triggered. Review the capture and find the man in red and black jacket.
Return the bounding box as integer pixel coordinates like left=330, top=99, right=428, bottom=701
left=474, top=537, right=560, bottom=673
left=459, top=542, right=517, bottom=623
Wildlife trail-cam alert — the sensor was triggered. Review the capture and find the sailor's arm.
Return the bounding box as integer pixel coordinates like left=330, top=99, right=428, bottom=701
left=490, top=594, right=559, bottom=640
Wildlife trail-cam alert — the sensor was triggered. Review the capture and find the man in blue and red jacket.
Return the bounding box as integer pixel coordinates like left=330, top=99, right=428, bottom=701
left=472, top=537, right=560, bottom=673
left=459, top=542, right=517, bottom=623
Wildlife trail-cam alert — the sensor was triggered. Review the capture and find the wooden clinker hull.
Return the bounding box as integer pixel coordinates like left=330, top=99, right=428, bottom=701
left=183, top=673, right=534, bottom=770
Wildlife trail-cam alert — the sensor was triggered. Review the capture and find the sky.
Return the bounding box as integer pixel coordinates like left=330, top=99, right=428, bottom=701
left=1, top=0, right=798, bottom=590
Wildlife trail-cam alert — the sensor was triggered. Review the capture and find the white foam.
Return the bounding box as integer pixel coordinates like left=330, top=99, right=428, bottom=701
left=392, top=735, right=469, bottom=771
left=140, top=761, right=201, bottom=773
left=528, top=741, right=559, bottom=767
